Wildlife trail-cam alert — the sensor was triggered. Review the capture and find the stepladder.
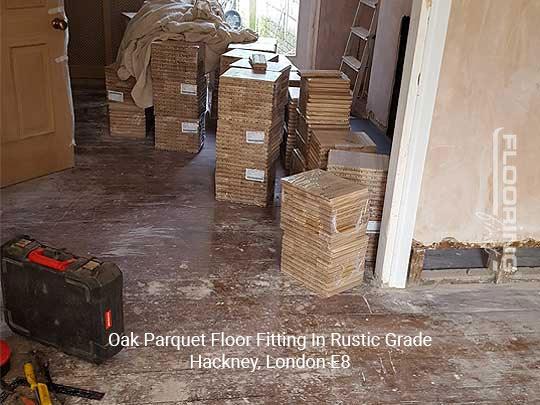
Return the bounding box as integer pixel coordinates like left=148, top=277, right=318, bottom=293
left=340, top=0, right=379, bottom=117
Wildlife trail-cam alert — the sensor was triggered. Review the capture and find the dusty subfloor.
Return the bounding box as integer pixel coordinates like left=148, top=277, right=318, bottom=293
left=1, top=88, right=540, bottom=404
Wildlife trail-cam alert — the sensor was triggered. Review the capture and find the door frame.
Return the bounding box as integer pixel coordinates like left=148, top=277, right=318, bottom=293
left=374, top=0, right=452, bottom=288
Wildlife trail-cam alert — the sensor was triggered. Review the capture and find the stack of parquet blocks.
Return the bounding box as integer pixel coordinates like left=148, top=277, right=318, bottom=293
left=215, top=67, right=287, bottom=206
left=105, top=63, right=147, bottom=138
left=228, top=37, right=278, bottom=53
left=284, top=87, right=300, bottom=171
left=280, top=169, right=370, bottom=297
left=229, top=58, right=293, bottom=173
left=296, top=71, right=352, bottom=166
left=228, top=58, right=291, bottom=108
left=289, top=148, right=306, bottom=175
left=307, top=129, right=376, bottom=170
left=280, top=55, right=300, bottom=87
left=151, top=40, right=206, bottom=153
left=327, top=150, right=390, bottom=265
left=210, top=49, right=278, bottom=118
left=289, top=70, right=301, bottom=87
left=220, top=49, right=279, bottom=74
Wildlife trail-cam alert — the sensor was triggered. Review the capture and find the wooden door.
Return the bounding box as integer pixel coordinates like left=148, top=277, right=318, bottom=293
left=1, top=0, right=74, bottom=187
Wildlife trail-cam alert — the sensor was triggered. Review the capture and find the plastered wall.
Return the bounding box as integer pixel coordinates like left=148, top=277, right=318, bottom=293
left=292, top=0, right=357, bottom=70
left=366, top=0, right=412, bottom=129
left=414, top=0, right=540, bottom=245
left=314, top=0, right=358, bottom=69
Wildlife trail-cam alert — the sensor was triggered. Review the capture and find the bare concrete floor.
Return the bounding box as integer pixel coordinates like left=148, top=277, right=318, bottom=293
left=1, top=89, right=540, bottom=404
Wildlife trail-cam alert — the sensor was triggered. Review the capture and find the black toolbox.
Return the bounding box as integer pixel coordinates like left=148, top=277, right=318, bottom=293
left=1, top=236, right=124, bottom=363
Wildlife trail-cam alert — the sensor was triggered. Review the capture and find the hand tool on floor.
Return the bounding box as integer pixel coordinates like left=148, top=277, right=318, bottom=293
left=0, top=377, right=27, bottom=403
left=24, top=362, right=52, bottom=405
left=1, top=351, right=105, bottom=403
left=33, top=351, right=105, bottom=401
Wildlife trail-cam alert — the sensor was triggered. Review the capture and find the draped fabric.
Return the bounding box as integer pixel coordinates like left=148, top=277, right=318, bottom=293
left=115, top=0, right=257, bottom=108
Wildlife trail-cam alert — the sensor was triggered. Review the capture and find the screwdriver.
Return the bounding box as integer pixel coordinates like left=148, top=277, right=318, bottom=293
left=23, top=363, right=52, bottom=405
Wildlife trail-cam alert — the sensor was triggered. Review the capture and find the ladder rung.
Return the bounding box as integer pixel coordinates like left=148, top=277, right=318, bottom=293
left=361, top=0, right=377, bottom=8
left=342, top=56, right=362, bottom=72
left=351, top=26, right=370, bottom=40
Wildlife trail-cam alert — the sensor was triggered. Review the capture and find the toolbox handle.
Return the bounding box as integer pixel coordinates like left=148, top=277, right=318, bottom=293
left=28, top=248, right=76, bottom=271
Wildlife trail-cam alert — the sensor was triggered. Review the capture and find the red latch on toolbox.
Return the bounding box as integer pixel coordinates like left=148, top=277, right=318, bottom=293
left=104, top=309, right=113, bottom=330
left=28, top=248, right=76, bottom=271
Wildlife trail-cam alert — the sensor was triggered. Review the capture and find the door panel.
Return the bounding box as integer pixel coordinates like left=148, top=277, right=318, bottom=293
left=1, top=0, right=74, bottom=187
left=6, top=0, right=46, bottom=10
left=11, top=43, right=56, bottom=139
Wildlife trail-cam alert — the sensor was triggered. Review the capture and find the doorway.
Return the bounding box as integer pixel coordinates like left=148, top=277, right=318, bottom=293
left=222, top=0, right=300, bottom=55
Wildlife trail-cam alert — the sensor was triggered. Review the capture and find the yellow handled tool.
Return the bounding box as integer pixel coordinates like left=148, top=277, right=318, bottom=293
left=24, top=362, right=40, bottom=404
left=37, top=384, right=52, bottom=405
left=23, top=363, right=52, bottom=405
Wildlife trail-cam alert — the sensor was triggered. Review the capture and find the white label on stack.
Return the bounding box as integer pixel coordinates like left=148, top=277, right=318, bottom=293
left=181, top=83, right=197, bottom=96
left=182, top=122, right=198, bottom=133
left=245, top=131, right=265, bottom=144
left=245, top=169, right=265, bottom=182
left=107, top=90, right=124, bottom=102
left=366, top=221, right=381, bottom=234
